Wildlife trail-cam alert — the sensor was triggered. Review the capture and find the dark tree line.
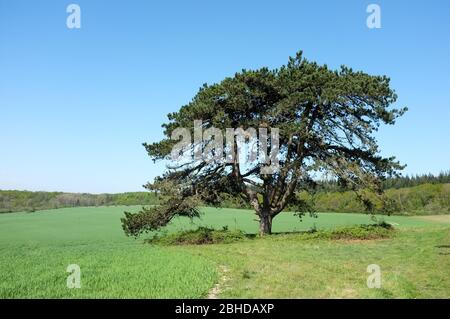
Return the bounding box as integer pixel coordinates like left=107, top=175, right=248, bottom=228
left=1, top=171, right=448, bottom=215
left=382, top=171, right=450, bottom=189
left=315, top=171, right=450, bottom=192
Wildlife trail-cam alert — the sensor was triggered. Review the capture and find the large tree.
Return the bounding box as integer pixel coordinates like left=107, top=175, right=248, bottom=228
left=122, top=52, right=406, bottom=236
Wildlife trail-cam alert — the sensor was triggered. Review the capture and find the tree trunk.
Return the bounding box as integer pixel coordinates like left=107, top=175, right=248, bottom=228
left=259, top=214, right=272, bottom=236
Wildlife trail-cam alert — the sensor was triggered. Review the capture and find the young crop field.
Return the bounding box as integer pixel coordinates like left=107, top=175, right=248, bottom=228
left=0, top=206, right=448, bottom=298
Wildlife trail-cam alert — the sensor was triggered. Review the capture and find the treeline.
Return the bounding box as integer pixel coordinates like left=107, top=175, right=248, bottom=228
left=317, top=171, right=450, bottom=192
left=302, top=183, right=450, bottom=215
left=382, top=171, right=450, bottom=189
left=1, top=172, right=449, bottom=215
left=0, top=190, right=159, bottom=213
left=218, top=183, right=450, bottom=215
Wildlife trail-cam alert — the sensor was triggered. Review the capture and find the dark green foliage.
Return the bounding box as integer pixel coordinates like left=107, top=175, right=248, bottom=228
left=147, top=227, right=247, bottom=245
left=327, top=223, right=393, bottom=240
left=314, top=170, right=450, bottom=192
left=122, top=178, right=204, bottom=237
left=0, top=190, right=159, bottom=213
left=123, top=51, right=407, bottom=236
left=122, top=192, right=201, bottom=237
left=147, top=223, right=393, bottom=246
left=289, top=223, right=394, bottom=240
left=383, top=170, right=450, bottom=189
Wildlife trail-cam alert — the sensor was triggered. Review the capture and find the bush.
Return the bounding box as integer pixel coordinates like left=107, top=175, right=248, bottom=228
left=147, top=227, right=247, bottom=245
left=149, top=223, right=393, bottom=246
left=328, top=223, right=394, bottom=240
left=295, top=223, right=395, bottom=241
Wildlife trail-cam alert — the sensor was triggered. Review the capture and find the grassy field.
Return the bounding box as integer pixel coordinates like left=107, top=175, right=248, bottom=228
left=0, top=206, right=449, bottom=298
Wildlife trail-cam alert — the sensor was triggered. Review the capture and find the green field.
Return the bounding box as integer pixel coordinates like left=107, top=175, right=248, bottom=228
left=0, top=206, right=449, bottom=298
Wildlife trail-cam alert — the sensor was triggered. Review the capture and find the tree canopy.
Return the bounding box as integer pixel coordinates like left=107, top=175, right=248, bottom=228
left=122, top=51, right=407, bottom=236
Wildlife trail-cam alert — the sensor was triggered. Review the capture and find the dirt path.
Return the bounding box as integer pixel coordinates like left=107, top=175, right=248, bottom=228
left=207, top=265, right=229, bottom=299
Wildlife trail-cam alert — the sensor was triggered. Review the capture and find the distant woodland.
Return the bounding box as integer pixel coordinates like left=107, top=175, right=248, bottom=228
left=1, top=172, right=449, bottom=215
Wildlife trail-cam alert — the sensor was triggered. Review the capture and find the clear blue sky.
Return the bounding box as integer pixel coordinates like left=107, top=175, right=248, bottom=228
left=1, top=0, right=449, bottom=193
